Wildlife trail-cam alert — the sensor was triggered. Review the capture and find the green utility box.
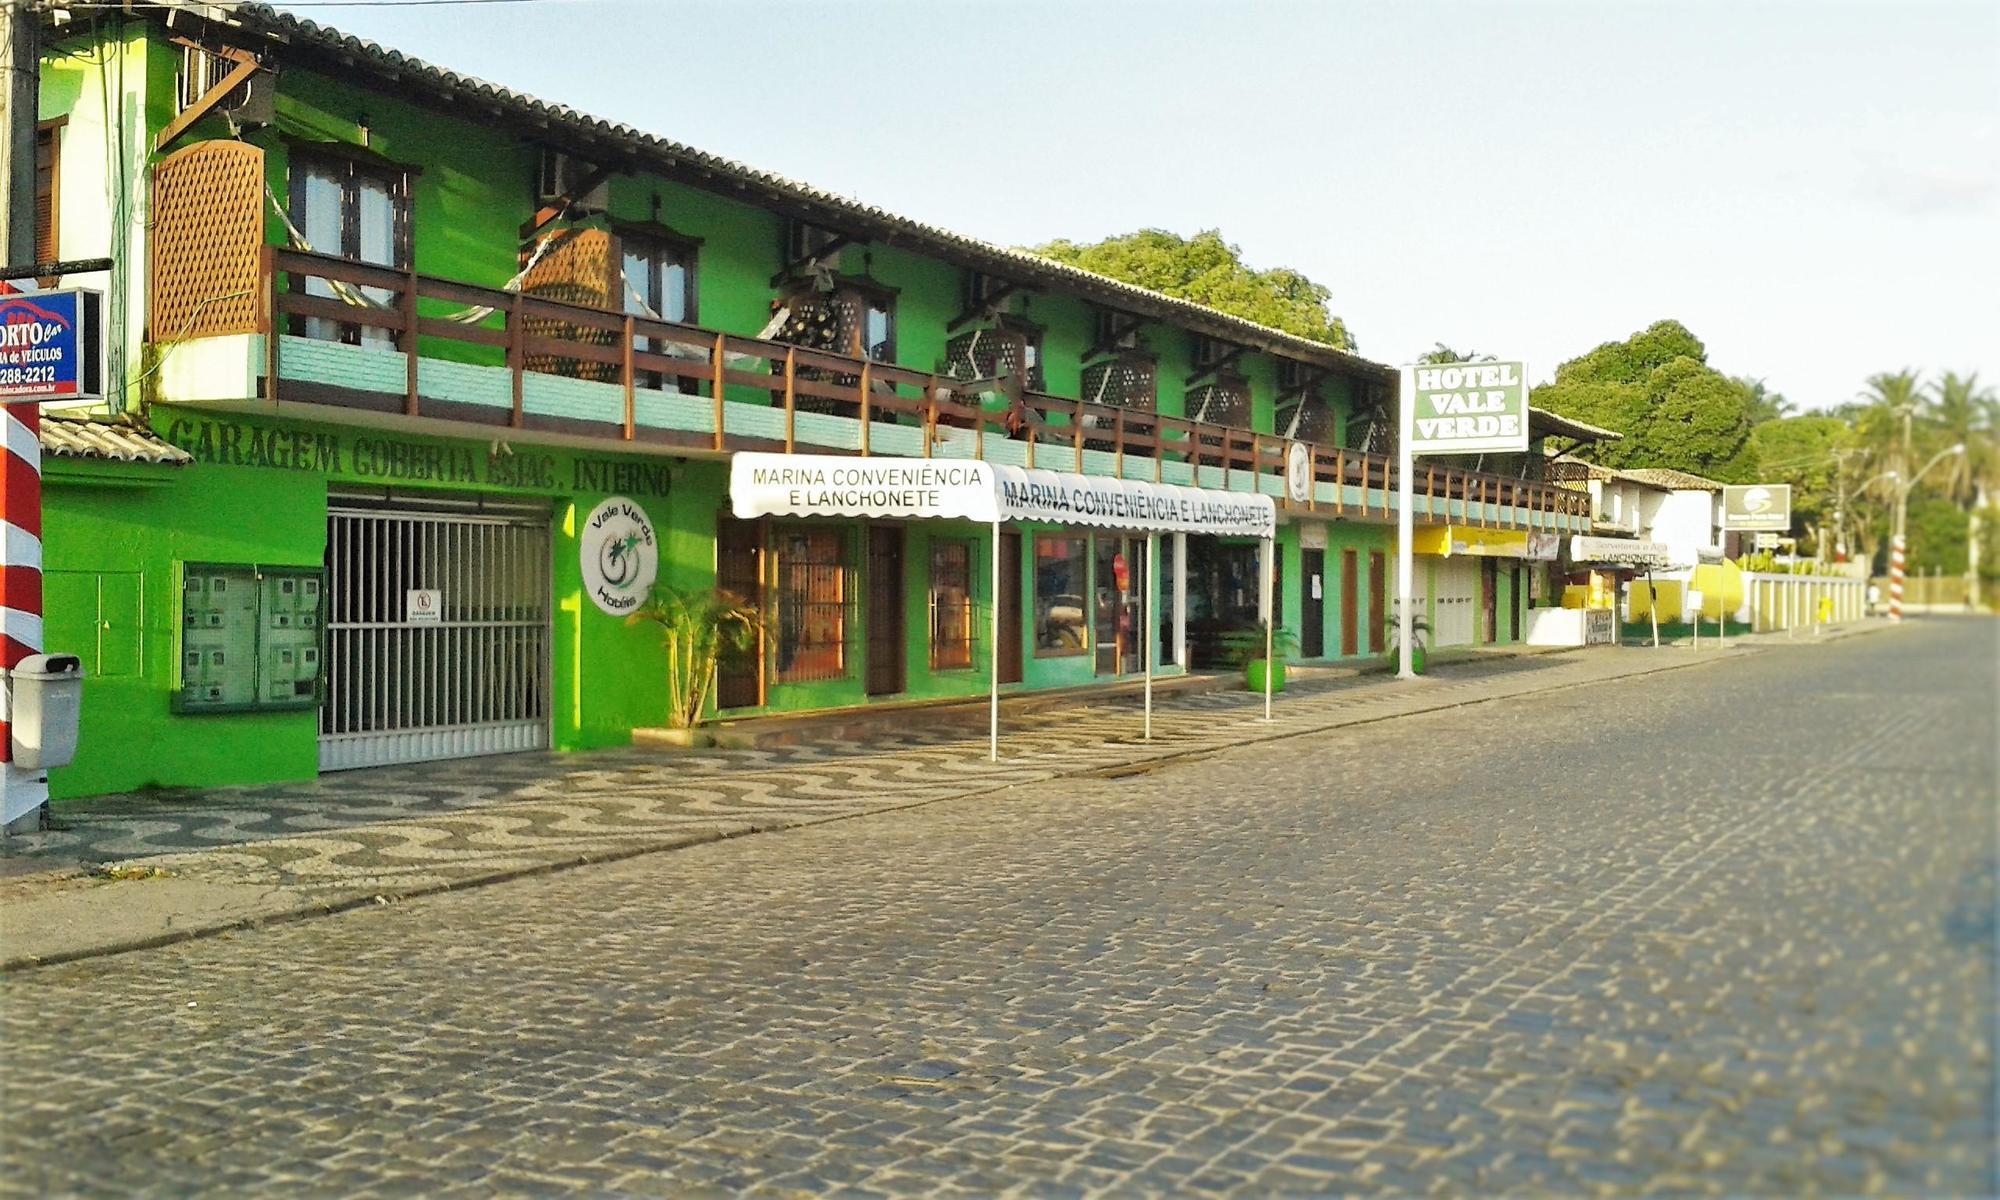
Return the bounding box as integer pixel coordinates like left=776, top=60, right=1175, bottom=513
left=178, top=564, right=325, bottom=713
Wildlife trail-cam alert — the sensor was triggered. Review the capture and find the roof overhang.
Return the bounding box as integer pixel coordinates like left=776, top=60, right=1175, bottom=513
left=1531, top=407, right=1622, bottom=444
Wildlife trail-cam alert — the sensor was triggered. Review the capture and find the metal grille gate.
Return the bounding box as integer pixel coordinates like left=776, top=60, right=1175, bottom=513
left=321, top=496, right=553, bottom=771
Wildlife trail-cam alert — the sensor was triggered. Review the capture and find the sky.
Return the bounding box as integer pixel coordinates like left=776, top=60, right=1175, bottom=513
left=272, top=0, right=1997, bottom=410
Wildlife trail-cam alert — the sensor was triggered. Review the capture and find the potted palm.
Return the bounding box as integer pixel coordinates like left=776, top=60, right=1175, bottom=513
left=1384, top=613, right=1432, bottom=675
left=1222, top=621, right=1299, bottom=693
left=627, top=583, right=763, bottom=747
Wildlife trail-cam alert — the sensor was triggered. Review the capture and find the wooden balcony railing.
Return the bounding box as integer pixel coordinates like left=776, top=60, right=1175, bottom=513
left=250, top=247, right=1587, bottom=525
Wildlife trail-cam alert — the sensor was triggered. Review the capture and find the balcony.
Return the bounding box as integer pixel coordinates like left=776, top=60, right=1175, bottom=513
left=155, top=246, right=1589, bottom=532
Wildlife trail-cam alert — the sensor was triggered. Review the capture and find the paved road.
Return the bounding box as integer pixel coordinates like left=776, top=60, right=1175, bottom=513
left=1, top=620, right=1993, bottom=1196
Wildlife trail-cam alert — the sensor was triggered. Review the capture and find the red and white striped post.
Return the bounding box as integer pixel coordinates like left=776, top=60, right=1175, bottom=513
left=0, top=399, right=44, bottom=830
left=1887, top=534, right=1905, bottom=623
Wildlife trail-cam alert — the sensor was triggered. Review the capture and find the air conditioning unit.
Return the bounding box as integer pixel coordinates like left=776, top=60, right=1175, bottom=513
left=536, top=149, right=609, bottom=212
left=177, top=45, right=273, bottom=126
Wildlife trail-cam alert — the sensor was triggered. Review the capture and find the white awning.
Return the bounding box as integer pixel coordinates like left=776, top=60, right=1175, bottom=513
left=730, top=453, right=1275, bottom=538
left=1570, top=535, right=1675, bottom=569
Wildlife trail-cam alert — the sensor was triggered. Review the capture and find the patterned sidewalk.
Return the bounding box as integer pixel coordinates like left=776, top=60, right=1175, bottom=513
left=4, top=644, right=1755, bottom=910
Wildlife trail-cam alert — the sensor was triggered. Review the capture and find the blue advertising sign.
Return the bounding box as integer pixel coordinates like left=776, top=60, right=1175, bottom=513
left=0, top=289, right=104, bottom=403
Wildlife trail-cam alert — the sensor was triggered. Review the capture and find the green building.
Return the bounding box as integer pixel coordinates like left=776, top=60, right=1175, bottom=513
left=30, top=2, right=1597, bottom=800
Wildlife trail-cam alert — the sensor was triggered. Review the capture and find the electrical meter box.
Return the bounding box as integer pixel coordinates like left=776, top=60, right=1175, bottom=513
left=178, top=564, right=324, bottom=713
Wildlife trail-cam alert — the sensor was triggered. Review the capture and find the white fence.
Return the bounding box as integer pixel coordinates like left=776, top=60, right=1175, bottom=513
left=1739, top=572, right=1866, bottom=633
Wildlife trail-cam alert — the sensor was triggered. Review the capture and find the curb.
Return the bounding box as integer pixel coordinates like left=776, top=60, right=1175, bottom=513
left=1, top=642, right=1775, bottom=974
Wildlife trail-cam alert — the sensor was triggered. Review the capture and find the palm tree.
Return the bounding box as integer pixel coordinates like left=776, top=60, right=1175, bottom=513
left=1926, top=370, right=1998, bottom=509
left=1736, top=376, right=1793, bottom=423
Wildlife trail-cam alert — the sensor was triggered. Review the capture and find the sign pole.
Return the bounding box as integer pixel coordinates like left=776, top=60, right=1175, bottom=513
left=989, top=519, right=1000, bottom=762
left=1646, top=571, right=1659, bottom=648
left=1143, top=532, right=1154, bottom=742
left=1396, top=366, right=1415, bottom=679
left=1261, top=534, right=1274, bottom=722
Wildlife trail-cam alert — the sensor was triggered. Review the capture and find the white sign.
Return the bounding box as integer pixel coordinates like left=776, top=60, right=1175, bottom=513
left=1298, top=521, right=1328, bottom=550
left=405, top=589, right=442, bottom=623
left=580, top=496, right=659, bottom=616
left=729, top=453, right=1275, bottom=538
left=1584, top=608, right=1617, bottom=645
left=1569, top=535, right=1673, bottom=568
left=1754, top=532, right=1780, bottom=550
left=1285, top=441, right=1313, bottom=502
left=1526, top=532, right=1562, bottom=561
left=1404, top=361, right=1530, bottom=456
left=1310, top=575, right=1323, bottom=600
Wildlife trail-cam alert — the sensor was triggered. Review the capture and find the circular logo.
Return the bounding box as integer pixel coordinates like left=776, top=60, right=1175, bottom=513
left=580, top=496, right=659, bottom=615
left=1286, top=442, right=1312, bottom=502
left=1740, top=486, right=1773, bottom=513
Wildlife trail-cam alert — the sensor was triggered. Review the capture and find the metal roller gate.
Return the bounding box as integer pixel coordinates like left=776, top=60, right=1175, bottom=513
left=321, top=495, right=553, bottom=771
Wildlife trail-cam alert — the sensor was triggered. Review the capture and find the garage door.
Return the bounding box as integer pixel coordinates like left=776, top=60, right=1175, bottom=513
left=320, top=496, right=552, bottom=771
left=1433, top=558, right=1479, bottom=648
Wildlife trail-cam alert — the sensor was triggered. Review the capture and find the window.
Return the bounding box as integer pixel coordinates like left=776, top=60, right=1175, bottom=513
left=620, top=232, right=698, bottom=390
left=929, top=540, right=975, bottom=670
left=288, top=149, right=412, bottom=347
left=774, top=527, right=850, bottom=683
left=1033, top=535, right=1089, bottom=656
left=33, top=121, right=59, bottom=284
left=860, top=292, right=895, bottom=362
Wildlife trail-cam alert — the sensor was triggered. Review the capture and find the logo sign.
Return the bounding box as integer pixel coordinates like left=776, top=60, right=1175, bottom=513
left=1723, top=484, right=1791, bottom=532
left=581, top=496, right=659, bottom=615
left=0, top=288, right=104, bottom=403
left=405, top=589, right=442, bottom=623
left=1285, top=442, right=1312, bottom=502
left=1404, top=361, right=1529, bottom=456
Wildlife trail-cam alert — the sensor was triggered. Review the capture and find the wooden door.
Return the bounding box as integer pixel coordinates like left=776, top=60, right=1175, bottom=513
left=1340, top=549, right=1359, bottom=656
left=866, top=526, right=905, bottom=696
left=1300, top=549, right=1325, bottom=658
left=1367, top=550, right=1386, bottom=653
left=998, top=531, right=1024, bottom=684
left=1481, top=558, right=1499, bottom=643
left=715, top=516, right=764, bottom=709
left=1510, top=566, right=1523, bottom=641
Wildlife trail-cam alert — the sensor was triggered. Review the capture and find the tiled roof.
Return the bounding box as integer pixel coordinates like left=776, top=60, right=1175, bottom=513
left=1530, top=408, right=1622, bottom=443
left=1617, top=466, right=1724, bottom=492
left=117, top=3, right=1395, bottom=382
left=40, top=414, right=193, bottom=465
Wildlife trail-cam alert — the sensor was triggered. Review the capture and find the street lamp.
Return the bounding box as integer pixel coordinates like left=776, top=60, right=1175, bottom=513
left=1888, top=442, right=1966, bottom=622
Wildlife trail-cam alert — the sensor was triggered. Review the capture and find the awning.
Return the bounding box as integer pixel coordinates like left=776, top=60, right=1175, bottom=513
left=730, top=452, right=1275, bottom=538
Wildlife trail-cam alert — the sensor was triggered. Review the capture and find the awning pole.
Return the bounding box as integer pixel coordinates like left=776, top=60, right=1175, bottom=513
left=1647, top=571, right=1659, bottom=648
left=990, top=519, right=1001, bottom=762
left=1262, top=534, right=1275, bottom=723
left=1144, top=533, right=1155, bottom=741
left=1396, top=367, right=1416, bottom=678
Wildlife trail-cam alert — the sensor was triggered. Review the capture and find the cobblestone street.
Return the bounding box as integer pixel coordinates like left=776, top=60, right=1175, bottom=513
left=1, top=620, right=1993, bottom=1196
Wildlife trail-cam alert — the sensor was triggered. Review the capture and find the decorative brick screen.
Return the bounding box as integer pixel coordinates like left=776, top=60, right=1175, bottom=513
left=149, top=140, right=265, bottom=340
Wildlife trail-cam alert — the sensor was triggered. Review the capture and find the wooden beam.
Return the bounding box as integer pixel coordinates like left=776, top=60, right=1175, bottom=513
left=154, top=55, right=262, bottom=151
left=768, top=232, right=857, bottom=288
left=946, top=278, right=1026, bottom=332
left=1186, top=343, right=1247, bottom=386
left=519, top=161, right=617, bottom=241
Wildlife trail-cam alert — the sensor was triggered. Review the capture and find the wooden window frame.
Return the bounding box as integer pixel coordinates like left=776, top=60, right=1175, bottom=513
left=286, top=144, right=416, bottom=344
left=771, top=523, right=853, bottom=685
left=612, top=222, right=700, bottom=325
left=33, top=118, right=63, bottom=285
left=995, top=313, right=1045, bottom=391
left=928, top=538, right=976, bottom=671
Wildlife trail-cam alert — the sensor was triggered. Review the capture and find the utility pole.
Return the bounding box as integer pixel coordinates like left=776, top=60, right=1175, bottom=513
left=2, top=0, right=36, bottom=266
left=0, top=0, right=44, bottom=834
left=1888, top=405, right=1912, bottom=622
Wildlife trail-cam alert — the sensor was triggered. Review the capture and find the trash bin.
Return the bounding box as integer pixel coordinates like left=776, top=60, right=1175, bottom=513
left=7, top=653, right=83, bottom=771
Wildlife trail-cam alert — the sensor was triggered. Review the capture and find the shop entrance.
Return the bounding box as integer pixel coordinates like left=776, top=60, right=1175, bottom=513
left=997, top=531, right=1024, bottom=685
left=1094, top=535, right=1146, bottom=676
left=1185, top=538, right=1278, bottom=669
left=321, top=495, right=552, bottom=771
left=1340, top=549, right=1359, bottom=656
left=1300, top=548, right=1325, bottom=658
left=866, top=526, right=906, bottom=696
left=1482, top=558, right=1500, bottom=643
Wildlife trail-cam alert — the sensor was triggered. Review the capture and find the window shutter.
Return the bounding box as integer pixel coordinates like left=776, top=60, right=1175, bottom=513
left=149, top=140, right=266, bottom=339
left=34, top=126, right=58, bottom=283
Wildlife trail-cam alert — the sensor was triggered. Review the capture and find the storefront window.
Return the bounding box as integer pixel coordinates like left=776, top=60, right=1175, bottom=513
left=1033, top=535, right=1088, bottom=655
left=775, top=527, right=849, bottom=683
left=929, top=540, right=974, bottom=670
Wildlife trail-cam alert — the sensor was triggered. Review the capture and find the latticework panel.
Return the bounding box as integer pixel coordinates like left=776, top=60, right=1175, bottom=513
left=522, top=228, right=616, bottom=381
left=1080, top=357, right=1155, bottom=411
left=779, top=290, right=863, bottom=414
left=149, top=140, right=265, bottom=340
left=1187, top=380, right=1250, bottom=429
left=1280, top=393, right=1336, bottom=445
left=945, top=327, right=1031, bottom=384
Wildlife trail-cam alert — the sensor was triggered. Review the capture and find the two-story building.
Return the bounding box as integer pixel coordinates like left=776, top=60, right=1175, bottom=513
left=28, top=2, right=1596, bottom=799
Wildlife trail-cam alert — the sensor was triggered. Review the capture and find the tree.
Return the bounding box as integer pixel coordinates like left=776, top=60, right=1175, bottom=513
left=1734, top=376, right=1793, bottom=423
left=1027, top=229, right=1356, bottom=350
left=1530, top=320, right=1760, bottom=481
left=1416, top=344, right=1494, bottom=365
left=1926, top=370, right=1997, bottom=509
left=1748, top=416, right=1853, bottom=553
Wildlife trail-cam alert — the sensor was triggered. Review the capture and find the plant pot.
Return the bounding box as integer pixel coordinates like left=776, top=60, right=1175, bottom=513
left=1244, top=657, right=1286, bottom=693
left=632, top=726, right=714, bottom=750
left=1411, top=644, right=1426, bottom=675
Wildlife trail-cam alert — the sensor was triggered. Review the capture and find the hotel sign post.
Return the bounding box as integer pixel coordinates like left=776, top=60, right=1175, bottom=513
left=1396, top=361, right=1530, bottom=678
